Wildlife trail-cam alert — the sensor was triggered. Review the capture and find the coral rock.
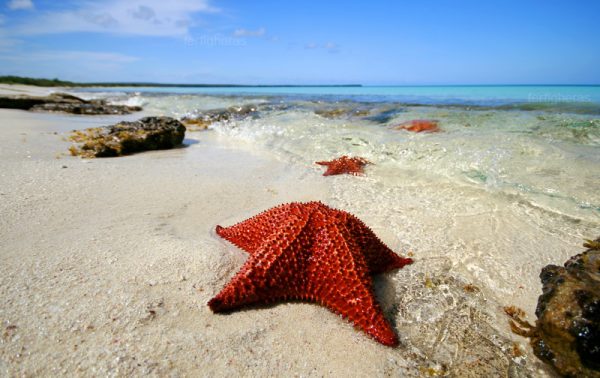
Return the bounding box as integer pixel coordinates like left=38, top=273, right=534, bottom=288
left=507, top=238, right=600, bottom=377
left=69, top=116, right=185, bottom=158
left=208, top=201, right=413, bottom=346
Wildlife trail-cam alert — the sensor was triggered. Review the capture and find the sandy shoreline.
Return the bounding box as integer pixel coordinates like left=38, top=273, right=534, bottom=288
left=0, top=84, right=562, bottom=376
left=0, top=84, right=58, bottom=97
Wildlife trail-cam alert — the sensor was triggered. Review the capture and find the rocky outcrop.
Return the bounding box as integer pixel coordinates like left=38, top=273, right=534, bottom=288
left=506, top=238, right=600, bottom=377
left=0, top=93, right=141, bottom=115
left=181, top=104, right=258, bottom=130
left=69, top=117, right=185, bottom=158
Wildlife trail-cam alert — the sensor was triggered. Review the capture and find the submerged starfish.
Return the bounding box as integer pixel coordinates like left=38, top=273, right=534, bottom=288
left=208, top=201, right=413, bottom=346
left=395, top=119, right=440, bottom=133
left=315, top=156, right=371, bottom=176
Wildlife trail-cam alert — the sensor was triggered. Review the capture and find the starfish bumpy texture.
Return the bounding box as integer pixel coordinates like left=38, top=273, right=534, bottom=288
left=208, top=201, right=413, bottom=346
left=315, top=156, right=371, bottom=176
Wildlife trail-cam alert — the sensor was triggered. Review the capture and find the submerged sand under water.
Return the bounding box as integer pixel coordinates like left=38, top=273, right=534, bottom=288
left=1, top=86, right=598, bottom=376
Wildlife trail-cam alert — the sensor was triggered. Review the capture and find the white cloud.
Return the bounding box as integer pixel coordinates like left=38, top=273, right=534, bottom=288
left=305, top=42, right=339, bottom=53
left=14, top=0, right=218, bottom=37
left=233, top=27, right=266, bottom=38
left=130, top=5, right=156, bottom=21
left=324, top=42, right=340, bottom=53
left=8, top=0, right=34, bottom=10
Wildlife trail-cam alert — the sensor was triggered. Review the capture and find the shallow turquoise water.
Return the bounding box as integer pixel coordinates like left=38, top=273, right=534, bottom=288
left=75, top=86, right=600, bottom=228
left=81, top=85, right=600, bottom=109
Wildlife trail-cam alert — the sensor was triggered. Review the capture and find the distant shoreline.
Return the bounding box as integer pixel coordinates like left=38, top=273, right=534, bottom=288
left=2, top=75, right=600, bottom=89
left=0, top=76, right=363, bottom=88
left=83, top=84, right=364, bottom=88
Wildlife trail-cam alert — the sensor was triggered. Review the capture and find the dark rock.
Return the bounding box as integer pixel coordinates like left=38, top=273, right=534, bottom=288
left=226, top=104, right=258, bottom=118
left=0, top=95, right=47, bottom=110
left=182, top=104, right=258, bottom=130
left=69, top=117, right=185, bottom=158
left=46, top=92, right=90, bottom=104
left=180, top=117, right=211, bottom=131
left=0, top=92, right=141, bottom=115
left=31, top=102, right=140, bottom=115
left=314, top=107, right=370, bottom=119
left=506, top=238, right=600, bottom=377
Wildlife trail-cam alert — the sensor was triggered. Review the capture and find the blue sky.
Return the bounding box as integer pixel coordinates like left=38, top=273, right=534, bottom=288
left=0, top=0, right=599, bottom=84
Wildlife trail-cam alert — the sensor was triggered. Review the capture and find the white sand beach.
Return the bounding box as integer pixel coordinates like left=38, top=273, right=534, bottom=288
left=0, top=84, right=584, bottom=376
left=0, top=84, right=56, bottom=97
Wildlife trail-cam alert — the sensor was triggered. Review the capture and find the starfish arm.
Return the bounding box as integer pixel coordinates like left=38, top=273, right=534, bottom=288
left=315, top=161, right=335, bottom=176
left=208, top=209, right=312, bottom=312
left=306, top=212, right=399, bottom=346
left=345, top=214, right=413, bottom=274
left=216, top=202, right=312, bottom=255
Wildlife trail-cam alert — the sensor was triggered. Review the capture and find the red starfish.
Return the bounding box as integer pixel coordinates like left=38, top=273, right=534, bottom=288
left=395, top=119, right=440, bottom=133
left=315, top=156, right=371, bottom=176
left=208, top=201, right=413, bottom=346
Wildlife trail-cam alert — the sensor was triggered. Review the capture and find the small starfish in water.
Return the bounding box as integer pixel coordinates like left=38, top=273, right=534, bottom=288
left=315, top=155, right=371, bottom=176
left=395, top=119, right=441, bottom=133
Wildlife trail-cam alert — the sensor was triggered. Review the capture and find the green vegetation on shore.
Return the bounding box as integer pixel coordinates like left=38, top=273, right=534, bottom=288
left=0, top=76, right=77, bottom=87
left=0, top=75, right=362, bottom=88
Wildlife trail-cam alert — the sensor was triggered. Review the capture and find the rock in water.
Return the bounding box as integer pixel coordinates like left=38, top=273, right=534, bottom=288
left=314, top=107, right=370, bottom=118
left=31, top=102, right=140, bottom=115
left=507, top=238, right=600, bottom=377
left=181, top=104, right=258, bottom=130
left=69, top=117, right=186, bottom=158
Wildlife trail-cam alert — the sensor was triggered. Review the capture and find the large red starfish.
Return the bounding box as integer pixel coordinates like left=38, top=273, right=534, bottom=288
left=208, top=201, right=413, bottom=346
left=315, top=156, right=371, bottom=176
